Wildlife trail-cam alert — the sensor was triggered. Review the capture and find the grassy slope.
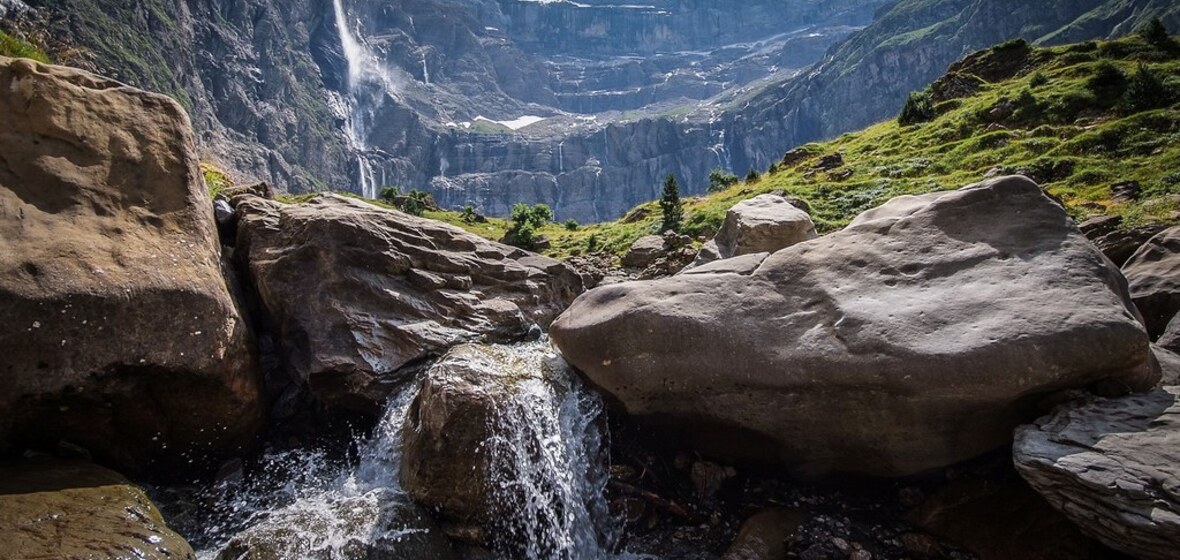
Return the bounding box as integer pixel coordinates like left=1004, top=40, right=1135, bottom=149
left=221, top=34, right=1180, bottom=262
left=531, top=34, right=1180, bottom=258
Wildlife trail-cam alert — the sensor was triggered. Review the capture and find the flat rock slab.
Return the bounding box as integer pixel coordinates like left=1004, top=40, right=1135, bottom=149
left=1014, top=386, right=1180, bottom=560
left=1123, top=225, right=1180, bottom=338
left=553, top=176, right=1155, bottom=477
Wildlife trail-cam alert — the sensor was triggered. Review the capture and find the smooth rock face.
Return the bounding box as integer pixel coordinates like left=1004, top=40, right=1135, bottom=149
left=0, top=460, right=194, bottom=559
left=1123, top=226, right=1180, bottom=338
left=552, top=176, right=1156, bottom=477
left=1014, top=387, right=1180, bottom=560
left=713, top=194, right=818, bottom=259
left=0, top=57, right=262, bottom=471
left=234, top=194, right=584, bottom=412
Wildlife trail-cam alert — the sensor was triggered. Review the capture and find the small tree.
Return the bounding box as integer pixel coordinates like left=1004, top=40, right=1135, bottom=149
left=1140, top=17, right=1175, bottom=50
left=898, top=90, right=936, bottom=125
left=460, top=204, right=478, bottom=223
left=506, top=203, right=553, bottom=249
left=659, top=174, right=683, bottom=233
left=745, top=168, right=761, bottom=183
left=1087, top=62, right=1128, bottom=100
left=707, top=168, right=739, bottom=193
left=1123, top=63, right=1171, bottom=113
left=379, top=185, right=400, bottom=203
left=563, top=218, right=579, bottom=231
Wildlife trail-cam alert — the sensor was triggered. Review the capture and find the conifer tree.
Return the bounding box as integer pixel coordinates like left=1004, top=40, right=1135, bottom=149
left=659, top=174, right=683, bottom=233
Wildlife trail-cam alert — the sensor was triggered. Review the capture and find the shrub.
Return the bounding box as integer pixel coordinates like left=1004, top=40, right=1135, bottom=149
left=659, top=174, right=683, bottom=233
left=1086, top=61, right=1128, bottom=100
left=399, top=190, right=432, bottom=216
left=587, top=233, right=600, bottom=253
left=563, top=218, right=579, bottom=231
left=1140, top=17, right=1176, bottom=51
left=707, top=168, right=739, bottom=193
left=506, top=203, right=553, bottom=249
left=898, top=90, right=936, bottom=125
left=745, top=168, right=761, bottom=183
left=460, top=204, right=478, bottom=223
left=1030, top=72, right=1048, bottom=88
left=1123, top=63, right=1171, bottom=113
left=1013, top=88, right=1044, bottom=123
left=379, top=185, right=401, bottom=203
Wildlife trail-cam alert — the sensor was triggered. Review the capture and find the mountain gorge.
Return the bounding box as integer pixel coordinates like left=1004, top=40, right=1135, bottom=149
left=7, top=0, right=1178, bottom=222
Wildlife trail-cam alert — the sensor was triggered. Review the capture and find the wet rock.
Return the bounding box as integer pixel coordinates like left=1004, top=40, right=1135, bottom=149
left=1014, top=386, right=1180, bottom=560
left=400, top=342, right=601, bottom=550
left=0, top=57, right=262, bottom=473
left=1123, top=226, right=1180, bottom=338
left=723, top=509, right=806, bottom=560
left=0, top=460, right=194, bottom=559
left=690, top=461, right=736, bottom=502
left=552, top=176, right=1156, bottom=477
left=233, top=193, right=584, bottom=413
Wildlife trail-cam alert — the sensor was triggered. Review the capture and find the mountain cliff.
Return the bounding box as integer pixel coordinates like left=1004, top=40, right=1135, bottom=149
left=4, top=0, right=1179, bottom=222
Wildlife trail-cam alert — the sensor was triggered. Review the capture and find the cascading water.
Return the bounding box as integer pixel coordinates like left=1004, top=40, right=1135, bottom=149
left=161, top=340, right=622, bottom=560
left=332, top=0, right=400, bottom=199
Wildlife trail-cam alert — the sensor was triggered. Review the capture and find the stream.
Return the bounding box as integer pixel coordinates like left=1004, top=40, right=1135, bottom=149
left=154, top=341, right=626, bottom=559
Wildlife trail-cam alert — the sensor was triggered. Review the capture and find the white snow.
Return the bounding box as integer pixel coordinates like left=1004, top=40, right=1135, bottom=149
left=474, top=115, right=547, bottom=130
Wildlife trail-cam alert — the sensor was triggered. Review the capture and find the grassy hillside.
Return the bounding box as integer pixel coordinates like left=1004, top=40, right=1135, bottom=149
left=527, top=31, right=1180, bottom=258
left=234, top=31, right=1180, bottom=262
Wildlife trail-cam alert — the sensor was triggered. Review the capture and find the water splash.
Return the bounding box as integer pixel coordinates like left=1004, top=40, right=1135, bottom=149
left=477, top=342, right=617, bottom=559
left=166, top=341, right=621, bottom=559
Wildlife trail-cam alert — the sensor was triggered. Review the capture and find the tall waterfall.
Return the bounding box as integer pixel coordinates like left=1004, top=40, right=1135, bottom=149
left=332, top=0, right=399, bottom=199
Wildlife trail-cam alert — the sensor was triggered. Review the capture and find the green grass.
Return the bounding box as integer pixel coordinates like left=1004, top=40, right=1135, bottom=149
left=201, top=163, right=233, bottom=199
left=268, top=34, right=1180, bottom=264
left=535, top=34, right=1180, bottom=259
left=0, top=30, right=49, bottom=63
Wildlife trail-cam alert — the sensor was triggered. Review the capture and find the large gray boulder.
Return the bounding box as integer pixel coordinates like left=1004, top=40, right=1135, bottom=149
left=1123, top=226, right=1180, bottom=339
left=234, top=194, right=584, bottom=413
left=0, top=57, right=262, bottom=472
left=694, top=194, right=817, bottom=267
left=551, top=176, right=1156, bottom=477
left=1014, top=386, right=1180, bottom=560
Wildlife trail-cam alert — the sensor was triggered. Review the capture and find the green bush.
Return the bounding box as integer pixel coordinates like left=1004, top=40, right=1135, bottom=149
left=563, top=218, right=579, bottom=231
left=0, top=31, right=49, bottom=63
left=1122, top=63, right=1171, bottom=113
left=460, top=204, right=478, bottom=223
left=379, top=185, right=401, bottom=203
left=1139, top=17, right=1176, bottom=52
left=707, top=168, right=739, bottom=193
left=506, top=203, right=553, bottom=249
left=1086, top=61, right=1128, bottom=101
left=1030, top=72, right=1049, bottom=88
left=898, top=91, right=936, bottom=125
left=745, top=168, right=761, bottom=183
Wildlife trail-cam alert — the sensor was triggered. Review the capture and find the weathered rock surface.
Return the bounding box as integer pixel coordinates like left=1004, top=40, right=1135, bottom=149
left=1014, top=386, right=1180, bottom=560
left=723, top=508, right=805, bottom=560
left=1123, top=226, right=1180, bottom=338
left=695, top=194, right=817, bottom=267
left=552, top=176, right=1156, bottom=477
left=233, top=193, right=583, bottom=413
left=0, top=57, right=262, bottom=472
left=622, top=235, right=668, bottom=269
left=0, top=460, right=194, bottom=559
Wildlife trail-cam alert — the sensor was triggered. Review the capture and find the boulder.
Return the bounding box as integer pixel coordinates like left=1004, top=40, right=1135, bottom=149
left=622, top=235, right=668, bottom=269
left=697, top=194, right=818, bottom=267
left=1123, top=226, right=1180, bottom=338
left=400, top=343, right=605, bottom=552
left=551, top=176, right=1156, bottom=477
left=0, top=57, right=262, bottom=472
left=1152, top=345, right=1180, bottom=386
left=0, top=460, right=194, bottom=559
left=723, top=508, right=805, bottom=560
left=1014, top=386, right=1180, bottom=560
left=233, top=193, right=584, bottom=413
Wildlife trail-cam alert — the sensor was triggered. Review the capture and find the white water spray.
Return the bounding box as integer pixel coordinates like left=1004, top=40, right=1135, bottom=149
left=332, top=0, right=402, bottom=199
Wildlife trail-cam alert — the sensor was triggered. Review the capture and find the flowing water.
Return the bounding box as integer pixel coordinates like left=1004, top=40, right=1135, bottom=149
left=167, top=341, right=620, bottom=560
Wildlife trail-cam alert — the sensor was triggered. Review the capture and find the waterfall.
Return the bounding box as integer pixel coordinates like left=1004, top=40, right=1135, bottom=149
left=558, top=140, right=565, bottom=174
left=171, top=341, right=620, bottom=559
left=421, top=54, right=430, bottom=85
left=332, top=0, right=400, bottom=199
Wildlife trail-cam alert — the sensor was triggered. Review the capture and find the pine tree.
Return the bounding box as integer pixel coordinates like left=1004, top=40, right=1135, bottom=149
left=1140, top=17, right=1175, bottom=51
left=659, top=174, right=683, bottom=233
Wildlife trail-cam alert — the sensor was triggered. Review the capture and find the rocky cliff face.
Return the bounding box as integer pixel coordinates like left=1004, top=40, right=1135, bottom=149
left=13, top=0, right=1180, bottom=222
